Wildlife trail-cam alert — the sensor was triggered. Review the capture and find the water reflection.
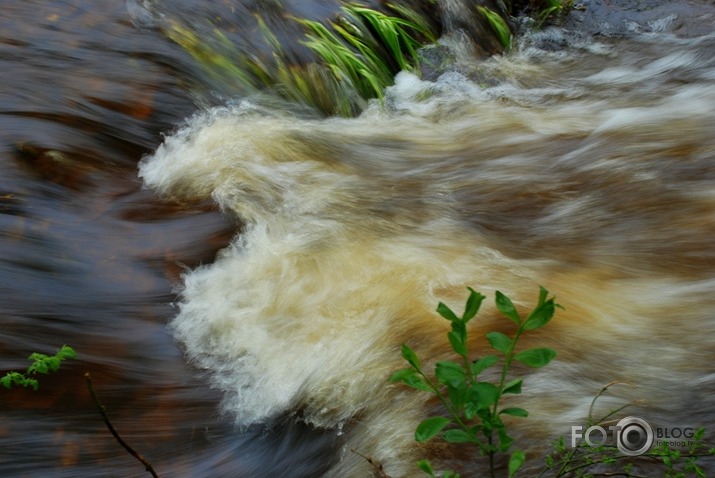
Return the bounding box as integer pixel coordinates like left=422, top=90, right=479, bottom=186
left=1, top=0, right=361, bottom=473
left=0, top=0, right=245, bottom=476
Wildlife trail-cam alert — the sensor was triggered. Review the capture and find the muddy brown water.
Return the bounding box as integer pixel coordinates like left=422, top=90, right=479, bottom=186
left=2, top=1, right=715, bottom=477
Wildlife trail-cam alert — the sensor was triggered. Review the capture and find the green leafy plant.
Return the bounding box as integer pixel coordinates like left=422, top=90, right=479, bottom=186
left=390, top=291, right=715, bottom=477
left=2, top=346, right=159, bottom=477
left=390, top=287, right=560, bottom=477
left=656, top=429, right=714, bottom=478
left=540, top=382, right=628, bottom=477
left=540, top=383, right=715, bottom=477
left=1, top=344, right=76, bottom=390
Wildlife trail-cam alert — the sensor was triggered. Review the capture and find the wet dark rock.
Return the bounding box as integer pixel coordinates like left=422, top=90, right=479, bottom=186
left=563, top=0, right=715, bottom=37
left=417, top=44, right=457, bottom=81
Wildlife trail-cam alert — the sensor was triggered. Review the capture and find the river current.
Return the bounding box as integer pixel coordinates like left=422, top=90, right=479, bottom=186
left=2, top=1, right=715, bottom=477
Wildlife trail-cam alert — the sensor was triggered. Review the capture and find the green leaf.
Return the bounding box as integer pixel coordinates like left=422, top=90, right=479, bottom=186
left=500, top=407, right=529, bottom=418
left=8, top=372, right=25, bottom=385
left=447, top=382, right=468, bottom=411
left=401, top=344, right=420, bottom=369
left=46, top=357, right=61, bottom=372
left=486, top=331, right=512, bottom=354
left=514, top=347, right=557, bottom=368
left=448, top=331, right=467, bottom=357
left=436, top=302, right=459, bottom=322
left=402, top=373, right=433, bottom=392
left=435, top=361, right=465, bottom=387
left=477, top=417, right=496, bottom=437
left=58, top=345, right=77, bottom=360
left=502, top=379, right=523, bottom=395
left=523, top=299, right=555, bottom=331
left=554, top=435, right=565, bottom=453
left=417, top=459, right=435, bottom=477
left=28, top=352, right=47, bottom=362
left=498, top=427, right=514, bottom=452
left=28, top=361, right=46, bottom=374
left=389, top=367, right=416, bottom=383
left=451, top=320, right=467, bottom=341
left=537, top=286, right=549, bottom=307
left=477, top=6, right=511, bottom=49
left=442, top=428, right=476, bottom=443
left=464, top=399, right=479, bottom=421
left=1, top=374, right=12, bottom=389
left=464, top=402, right=479, bottom=421
left=508, top=449, right=526, bottom=478
left=495, top=291, right=521, bottom=325
left=469, top=382, right=500, bottom=410
left=415, top=417, right=451, bottom=442
left=463, top=288, right=486, bottom=323
left=471, top=355, right=499, bottom=377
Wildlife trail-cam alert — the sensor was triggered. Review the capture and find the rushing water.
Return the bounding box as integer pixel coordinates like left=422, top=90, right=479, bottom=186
left=2, top=1, right=715, bottom=477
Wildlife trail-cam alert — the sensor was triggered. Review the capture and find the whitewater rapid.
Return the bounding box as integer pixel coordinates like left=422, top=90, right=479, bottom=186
left=140, top=28, right=715, bottom=476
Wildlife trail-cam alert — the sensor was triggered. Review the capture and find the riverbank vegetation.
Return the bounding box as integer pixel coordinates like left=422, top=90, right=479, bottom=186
left=1, top=345, right=76, bottom=390
left=163, top=1, right=574, bottom=116
left=390, top=287, right=559, bottom=478
left=388, top=289, right=714, bottom=478
left=3, top=291, right=713, bottom=476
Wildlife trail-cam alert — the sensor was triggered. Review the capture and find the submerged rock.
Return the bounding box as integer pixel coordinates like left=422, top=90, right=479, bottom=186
left=563, top=0, right=715, bottom=37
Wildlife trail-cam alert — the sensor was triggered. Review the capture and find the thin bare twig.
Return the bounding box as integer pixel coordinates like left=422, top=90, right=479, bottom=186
left=84, top=372, right=159, bottom=478
left=351, top=448, right=391, bottom=478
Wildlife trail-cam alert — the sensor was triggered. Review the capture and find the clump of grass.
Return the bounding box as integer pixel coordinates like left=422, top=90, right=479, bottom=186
left=300, top=3, right=437, bottom=101
left=165, top=19, right=273, bottom=93
left=512, top=0, right=574, bottom=26
left=163, top=3, right=438, bottom=116
left=478, top=6, right=512, bottom=50
left=164, top=1, right=574, bottom=116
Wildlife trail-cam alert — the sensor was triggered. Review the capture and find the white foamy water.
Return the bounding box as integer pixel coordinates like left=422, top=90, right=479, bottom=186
left=140, top=28, right=715, bottom=476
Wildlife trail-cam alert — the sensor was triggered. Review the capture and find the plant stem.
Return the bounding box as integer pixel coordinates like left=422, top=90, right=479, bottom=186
left=84, top=372, right=159, bottom=478
left=418, top=368, right=470, bottom=429
left=350, top=448, right=391, bottom=477
left=463, top=352, right=476, bottom=387
left=489, top=445, right=496, bottom=478
left=492, top=327, right=522, bottom=417
left=486, top=326, right=524, bottom=476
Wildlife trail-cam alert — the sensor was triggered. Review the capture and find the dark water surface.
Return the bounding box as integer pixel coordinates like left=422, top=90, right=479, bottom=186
left=2, top=1, right=715, bottom=477
left=0, top=1, right=343, bottom=476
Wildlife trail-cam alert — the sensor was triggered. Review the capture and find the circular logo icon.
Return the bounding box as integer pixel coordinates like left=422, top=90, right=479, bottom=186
left=615, top=416, right=653, bottom=456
